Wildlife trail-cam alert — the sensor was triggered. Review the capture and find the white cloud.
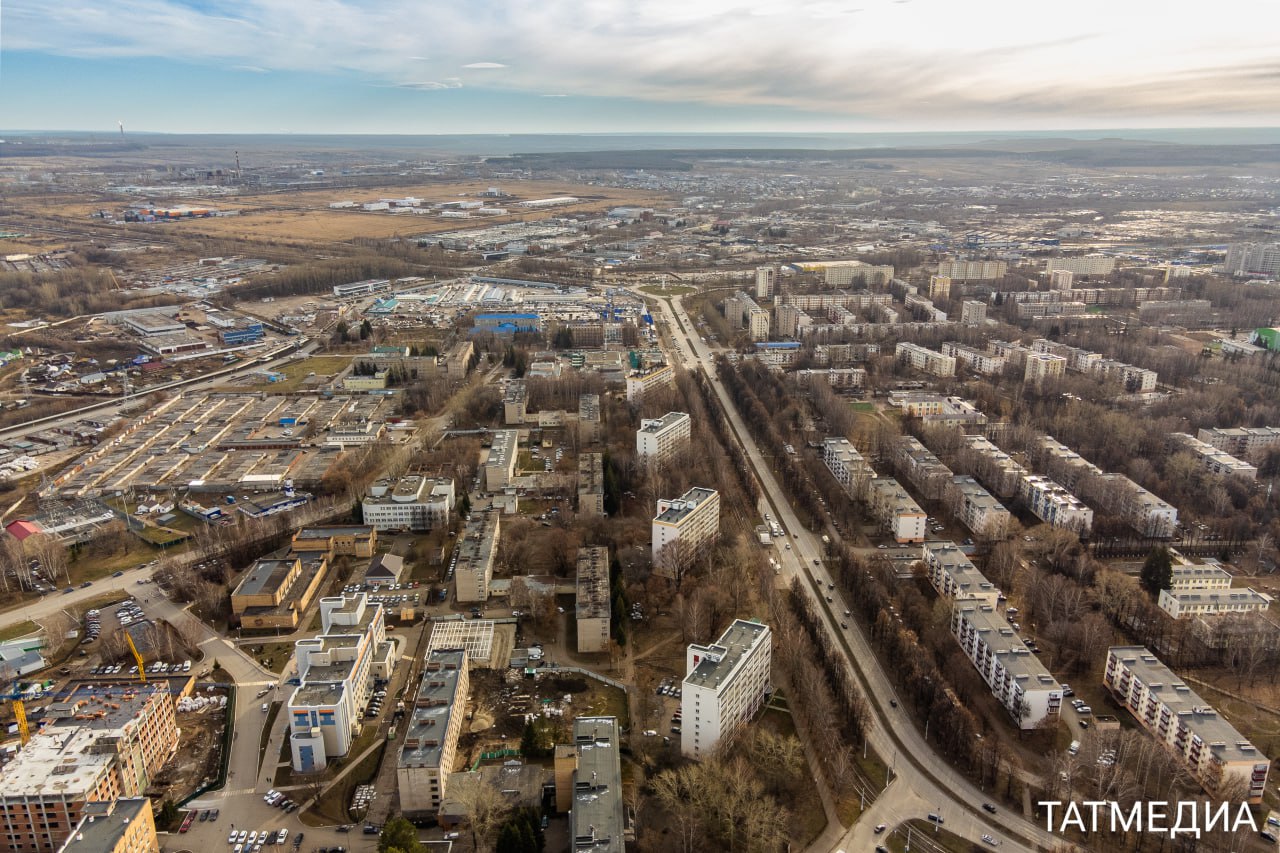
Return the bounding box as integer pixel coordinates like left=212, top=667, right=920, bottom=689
left=394, top=79, right=463, bottom=90
left=6, top=0, right=1278, bottom=123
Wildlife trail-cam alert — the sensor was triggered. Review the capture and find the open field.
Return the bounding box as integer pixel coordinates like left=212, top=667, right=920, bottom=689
left=12, top=180, right=670, bottom=245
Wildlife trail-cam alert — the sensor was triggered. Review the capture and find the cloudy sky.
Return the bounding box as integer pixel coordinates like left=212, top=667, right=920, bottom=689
left=3, top=0, right=1277, bottom=133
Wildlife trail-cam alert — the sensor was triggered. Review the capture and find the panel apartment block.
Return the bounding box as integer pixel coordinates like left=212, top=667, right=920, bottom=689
left=681, top=620, right=772, bottom=758
left=951, top=602, right=1062, bottom=729
left=923, top=541, right=1000, bottom=605
left=398, top=648, right=470, bottom=818
left=895, top=342, right=956, bottom=377
left=652, top=488, right=720, bottom=579
left=868, top=477, right=927, bottom=543
left=455, top=513, right=500, bottom=603
left=947, top=475, right=1011, bottom=540
left=575, top=547, right=612, bottom=654
left=1169, top=433, right=1257, bottom=479
left=636, top=411, right=691, bottom=463
left=823, top=437, right=873, bottom=500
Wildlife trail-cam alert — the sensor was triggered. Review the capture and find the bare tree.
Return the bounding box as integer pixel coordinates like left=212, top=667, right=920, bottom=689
left=446, top=772, right=510, bottom=853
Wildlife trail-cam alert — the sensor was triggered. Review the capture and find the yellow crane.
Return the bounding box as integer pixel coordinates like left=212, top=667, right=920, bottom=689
left=125, top=634, right=147, bottom=684
left=11, top=699, right=28, bottom=746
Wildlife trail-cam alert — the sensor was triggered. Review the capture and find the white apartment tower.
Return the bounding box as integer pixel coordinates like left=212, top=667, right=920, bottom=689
left=755, top=265, right=777, bottom=299
left=652, top=487, right=720, bottom=579
left=681, top=619, right=772, bottom=758
left=636, top=411, right=692, bottom=463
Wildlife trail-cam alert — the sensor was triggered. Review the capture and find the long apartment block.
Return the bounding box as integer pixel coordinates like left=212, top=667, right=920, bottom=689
left=1019, top=474, right=1094, bottom=534
left=1171, top=432, right=1259, bottom=478
left=952, top=602, right=1062, bottom=729
left=652, top=487, right=720, bottom=579
left=947, top=475, right=1011, bottom=540
left=922, top=541, right=1000, bottom=605
left=398, top=648, right=470, bottom=817
left=1104, top=647, right=1269, bottom=802
left=823, top=437, right=873, bottom=500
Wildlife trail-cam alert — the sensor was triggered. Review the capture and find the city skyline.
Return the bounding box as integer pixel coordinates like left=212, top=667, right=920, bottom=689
left=3, top=0, right=1278, bottom=134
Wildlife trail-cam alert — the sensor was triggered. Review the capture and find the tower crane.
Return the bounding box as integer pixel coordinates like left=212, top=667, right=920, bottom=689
left=125, top=634, right=147, bottom=684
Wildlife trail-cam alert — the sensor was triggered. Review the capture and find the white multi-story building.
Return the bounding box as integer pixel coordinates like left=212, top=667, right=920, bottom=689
left=1048, top=270, right=1074, bottom=291
left=626, top=364, right=675, bottom=401
left=951, top=602, right=1062, bottom=729
left=652, top=487, right=720, bottom=579
left=755, top=265, right=777, bottom=299
left=1104, top=647, right=1269, bottom=802
left=361, top=475, right=455, bottom=532
left=636, top=411, right=692, bottom=463
left=289, top=593, right=395, bottom=772
left=502, top=380, right=528, bottom=425
left=397, top=648, right=470, bottom=817
left=484, top=430, right=519, bottom=492
left=681, top=619, right=772, bottom=758
left=1023, top=351, right=1067, bottom=385
left=1224, top=242, right=1280, bottom=278
left=794, top=368, right=866, bottom=388
left=958, top=435, right=1027, bottom=498
left=1170, top=433, right=1258, bottom=479
left=937, top=260, right=1007, bottom=281
left=923, top=541, right=1000, bottom=605
left=893, top=435, right=952, bottom=501
left=1046, top=255, right=1116, bottom=276
left=895, top=342, right=956, bottom=377
left=1019, top=474, right=1093, bottom=534
left=455, top=513, right=500, bottom=603
left=868, top=477, right=927, bottom=543
left=1196, top=426, right=1280, bottom=462
left=941, top=342, right=1006, bottom=376
left=947, top=475, right=1011, bottom=540
left=823, top=437, right=873, bottom=500
left=960, top=300, right=987, bottom=326
left=774, top=304, right=812, bottom=338
left=1158, top=588, right=1273, bottom=619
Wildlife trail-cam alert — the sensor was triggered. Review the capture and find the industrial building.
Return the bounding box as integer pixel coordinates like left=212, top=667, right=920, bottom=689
left=397, top=649, right=470, bottom=818
left=636, top=411, right=691, bottom=463
left=231, top=552, right=329, bottom=630
left=575, top=547, right=612, bottom=654
left=652, top=487, right=721, bottom=579
left=578, top=453, right=605, bottom=517
left=332, top=279, right=391, bottom=298
left=484, top=430, right=519, bottom=491
left=455, top=513, right=500, bottom=603
left=681, top=620, right=772, bottom=758
left=1104, top=647, right=1269, bottom=801
left=951, top=602, right=1062, bottom=729
left=361, top=474, right=455, bottom=531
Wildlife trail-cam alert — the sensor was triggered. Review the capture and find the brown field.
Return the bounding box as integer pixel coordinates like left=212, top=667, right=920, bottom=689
left=13, top=180, right=670, bottom=245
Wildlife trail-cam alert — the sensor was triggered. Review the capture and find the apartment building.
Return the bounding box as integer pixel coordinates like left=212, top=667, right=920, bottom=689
left=923, top=541, right=1000, bottom=605
left=1104, top=647, right=1269, bottom=801
left=960, top=300, right=987, bottom=326
left=652, top=487, right=720, bottom=579
left=941, top=342, right=1005, bottom=376
left=1196, top=426, right=1280, bottom=462
left=928, top=275, right=952, bottom=300
left=823, top=437, right=873, bottom=500
left=55, top=799, right=157, bottom=853
left=636, top=411, right=692, bottom=463
left=754, top=265, right=777, bottom=299
left=1224, top=242, right=1280, bottom=277
left=868, top=478, right=928, bottom=543
left=681, top=620, right=772, bottom=758
left=1023, top=351, right=1067, bottom=385
left=1169, top=433, right=1257, bottom=479
left=484, top=430, right=519, bottom=492
left=1032, top=339, right=1157, bottom=392
left=578, top=394, right=601, bottom=443
left=774, top=303, right=812, bottom=338
left=578, top=453, right=605, bottom=517
left=1019, top=474, right=1094, bottom=534
left=952, top=602, right=1062, bottom=729
left=794, top=368, right=866, bottom=389
left=1157, top=588, right=1273, bottom=619
left=893, top=436, right=952, bottom=501
left=1046, top=255, right=1116, bottom=276
left=990, top=339, right=1031, bottom=368
left=947, top=475, right=1011, bottom=540
left=895, top=342, right=956, bottom=377
left=575, top=547, right=612, bottom=654
left=558, top=717, right=627, bottom=852
left=937, top=260, right=1007, bottom=281
left=398, top=649, right=470, bottom=818
left=454, top=513, right=500, bottom=602
left=1049, top=270, right=1074, bottom=291
left=889, top=393, right=989, bottom=430
left=958, top=435, right=1027, bottom=498
left=789, top=260, right=893, bottom=288
left=724, top=291, right=770, bottom=339
left=1017, top=301, right=1087, bottom=319
left=0, top=686, right=178, bottom=853
left=503, top=380, right=528, bottom=425
left=361, top=475, right=455, bottom=531
left=625, top=364, right=675, bottom=401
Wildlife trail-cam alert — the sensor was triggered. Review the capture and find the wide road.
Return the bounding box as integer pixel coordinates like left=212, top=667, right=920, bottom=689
left=650, top=294, right=1072, bottom=853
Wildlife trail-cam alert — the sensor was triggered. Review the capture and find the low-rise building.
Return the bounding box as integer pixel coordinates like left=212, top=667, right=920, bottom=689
left=923, top=542, right=1000, bottom=605
left=578, top=452, right=605, bottom=517
left=951, top=602, right=1062, bottom=729
left=231, top=553, right=328, bottom=630
left=895, top=342, right=956, bottom=377
left=888, top=393, right=988, bottom=430
left=652, top=487, right=720, bottom=579
left=484, top=430, right=519, bottom=492
left=398, top=648, right=470, bottom=818
left=1104, top=646, right=1269, bottom=801
left=681, top=620, right=772, bottom=758
left=455, top=513, right=500, bottom=603
left=868, top=478, right=927, bottom=543
left=636, top=411, right=691, bottom=463
left=361, top=475, right=455, bottom=531
left=291, top=525, right=377, bottom=558
left=575, top=547, right=611, bottom=654
left=1157, top=588, right=1273, bottom=619
left=1170, top=433, right=1259, bottom=479
left=1169, top=564, right=1233, bottom=591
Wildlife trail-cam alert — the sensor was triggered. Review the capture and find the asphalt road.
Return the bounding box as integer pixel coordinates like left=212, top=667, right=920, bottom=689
left=651, top=294, right=1070, bottom=853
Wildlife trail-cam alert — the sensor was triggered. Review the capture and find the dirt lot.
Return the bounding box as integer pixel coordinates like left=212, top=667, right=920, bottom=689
left=148, top=685, right=230, bottom=804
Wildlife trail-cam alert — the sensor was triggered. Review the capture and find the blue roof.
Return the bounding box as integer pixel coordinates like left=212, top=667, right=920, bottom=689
left=755, top=342, right=801, bottom=350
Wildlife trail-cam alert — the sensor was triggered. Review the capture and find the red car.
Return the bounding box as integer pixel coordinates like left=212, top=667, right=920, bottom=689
left=178, top=812, right=196, bottom=833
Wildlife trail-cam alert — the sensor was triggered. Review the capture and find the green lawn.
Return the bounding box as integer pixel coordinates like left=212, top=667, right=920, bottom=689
left=0, top=620, right=38, bottom=643
left=850, top=401, right=876, bottom=413
left=237, top=355, right=352, bottom=392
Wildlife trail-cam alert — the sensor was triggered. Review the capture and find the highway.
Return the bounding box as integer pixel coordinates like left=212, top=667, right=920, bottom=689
left=650, top=293, right=1071, bottom=853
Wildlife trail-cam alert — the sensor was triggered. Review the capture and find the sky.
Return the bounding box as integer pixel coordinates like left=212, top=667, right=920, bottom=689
left=2, top=0, right=1278, bottom=134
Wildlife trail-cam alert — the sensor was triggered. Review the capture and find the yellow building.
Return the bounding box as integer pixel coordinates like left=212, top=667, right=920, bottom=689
left=56, top=799, right=158, bottom=853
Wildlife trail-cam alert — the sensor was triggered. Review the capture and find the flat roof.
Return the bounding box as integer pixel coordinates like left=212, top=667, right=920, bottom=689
left=59, top=798, right=150, bottom=852
left=684, top=619, right=769, bottom=691
left=486, top=429, right=518, bottom=468
left=233, top=557, right=297, bottom=598
left=399, top=649, right=467, bottom=770
left=576, top=547, right=611, bottom=621
left=292, top=681, right=346, bottom=707
left=1164, top=588, right=1271, bottom=606
left=570, top=717, right=625, bottom=853
left=956, top=604, right=1060, bottom=688
left=655, top=487, right=717, bottom=525
left=639, top=411, right=689, bottom=434
left=295, top=525, right=374, bottom=539
left=1108, top=646, right=1265, bottom=763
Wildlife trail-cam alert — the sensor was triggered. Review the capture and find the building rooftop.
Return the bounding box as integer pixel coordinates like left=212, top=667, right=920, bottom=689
left=576, top=547, right=611, bottom=621
left=924, top=542, right=998, bottom=598
left=1108, top=647, right=1265, bottom=764
left=233, top=557, right=297, bottom=598
left=504, top=380, right=527, bottom=404
left=956, top=604, right=1060, bottom=689
left=655, top=487, right=718, bottom=525
left=295, top=525, right=375, bottom=540
left=569, top=716, right=625, bottom=853
left=486, top=430, right=518, bottom=469
left=399, top=649, right=467, bottom=771
left=579, top=394, right=601, bottom=421
left=1163, top=588, right=1272, bottom=607
left=639, top=411, right=689, bottom=434
left=56, top=798, right=150, bottom=853
left=951, top=475, right=1005, bottom=511
left=43, top=683, right=167, bottom=732
left=579, top=453, right=604, bottom=493
left=684, top=619, right=769, bottom=691
left=293, top=680, right=346, bottom=707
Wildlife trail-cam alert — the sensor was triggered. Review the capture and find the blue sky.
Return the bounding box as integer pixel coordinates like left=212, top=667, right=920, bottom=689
left=3, top=0, right=1277, bottom=133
